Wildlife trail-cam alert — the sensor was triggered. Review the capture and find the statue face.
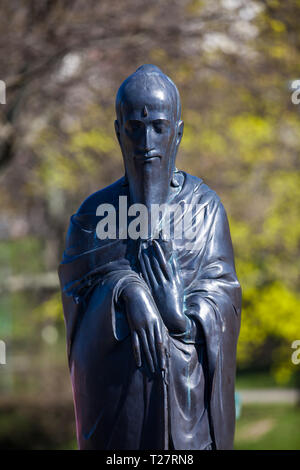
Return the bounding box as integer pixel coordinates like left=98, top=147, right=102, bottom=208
left=115, top=82, right=183, bottom=205
left=118, top=87, right=176, bottom=164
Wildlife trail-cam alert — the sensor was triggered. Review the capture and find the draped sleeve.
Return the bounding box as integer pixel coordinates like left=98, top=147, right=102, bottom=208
left=181, top=192, right=242, bottom=449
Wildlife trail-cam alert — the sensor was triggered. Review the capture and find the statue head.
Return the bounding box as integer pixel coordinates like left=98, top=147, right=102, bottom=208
left=115, top=64, right=184, bottom=206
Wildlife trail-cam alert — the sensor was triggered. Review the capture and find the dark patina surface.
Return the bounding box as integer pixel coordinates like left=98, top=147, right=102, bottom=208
left=59, top=65, right=242, bottom=450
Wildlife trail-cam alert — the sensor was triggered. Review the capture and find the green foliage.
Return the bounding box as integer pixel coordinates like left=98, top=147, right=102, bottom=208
left=32, top=291, right=64, bottom=324
left=230, top=169, right=300, bottom=383
left=237, top=283, right=300, bottom=384
left=0, top=238, right=44, bottom=278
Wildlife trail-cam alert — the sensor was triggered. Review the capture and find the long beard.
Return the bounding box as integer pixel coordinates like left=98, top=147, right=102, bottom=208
left=129, top=162, right=171, bottom=209
left=126, top=162, right=172, bottom=241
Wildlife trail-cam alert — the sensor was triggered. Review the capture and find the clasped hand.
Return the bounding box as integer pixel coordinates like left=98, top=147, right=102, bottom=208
left=121, top=239, right=190, bottom=374
left=140, top=239, right=188, bottom=334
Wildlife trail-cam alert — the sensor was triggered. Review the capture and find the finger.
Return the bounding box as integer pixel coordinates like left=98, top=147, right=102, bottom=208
left=170, top=254, right=180, bottom=281
left=149, top=251, right=165, bottom=284
left=146, top=327, right=159, bottom=372
left=163, top=330, right=170, bottom=360
left=152, top=240, right=172, bottom=280
left=142, top=251, right=157, bottom=287
left=159, top=237, right=173, bottom=260
left=139, top=251, right=150, bottom=285
left=154, top=324, right=166, bottom=371
left=132, top=331, right=142, bottom=368
left=139, top=329, right=155, bottom=374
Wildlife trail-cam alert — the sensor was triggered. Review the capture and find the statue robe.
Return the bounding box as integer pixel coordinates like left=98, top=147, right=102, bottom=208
left=58, top=171, right=242, bottom=450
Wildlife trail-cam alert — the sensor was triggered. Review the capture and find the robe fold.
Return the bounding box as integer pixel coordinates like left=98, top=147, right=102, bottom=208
left=58, top=171, right=241, bottom=450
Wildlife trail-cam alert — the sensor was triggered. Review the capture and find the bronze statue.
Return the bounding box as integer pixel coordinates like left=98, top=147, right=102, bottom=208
left=59, top=65, right=242, bottom=450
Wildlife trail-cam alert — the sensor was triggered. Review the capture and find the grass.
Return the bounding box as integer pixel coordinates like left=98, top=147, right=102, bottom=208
left=235, top=371, right=296, bottom=389
left=234, top=404, right=300, bottom=450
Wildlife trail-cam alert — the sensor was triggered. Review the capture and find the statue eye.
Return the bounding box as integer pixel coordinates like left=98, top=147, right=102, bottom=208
left=127, top=120, right=143, bottom=133
left=153, top=120, right=168, bottom=134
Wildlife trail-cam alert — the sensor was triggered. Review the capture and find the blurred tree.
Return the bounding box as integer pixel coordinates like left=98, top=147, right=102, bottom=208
left=0, top=0, right=300, bottom=385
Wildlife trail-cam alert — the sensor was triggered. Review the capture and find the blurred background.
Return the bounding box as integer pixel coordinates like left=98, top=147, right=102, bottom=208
left=0, top=0, right=300, bottom=450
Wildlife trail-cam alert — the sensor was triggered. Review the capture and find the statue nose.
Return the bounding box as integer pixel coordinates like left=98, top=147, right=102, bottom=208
left=145, top=127, right=152, bottom=151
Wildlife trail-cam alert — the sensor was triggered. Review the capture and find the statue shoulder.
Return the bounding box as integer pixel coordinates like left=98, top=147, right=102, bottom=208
left=76, top=176, right=126, bottom=215
left=181, top=171, right=221, bottom=206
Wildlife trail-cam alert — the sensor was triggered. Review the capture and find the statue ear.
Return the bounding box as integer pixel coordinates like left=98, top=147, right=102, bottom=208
left=176, top=120, right=184, bottom=146
left=114, top=120, right=121, bottom=144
